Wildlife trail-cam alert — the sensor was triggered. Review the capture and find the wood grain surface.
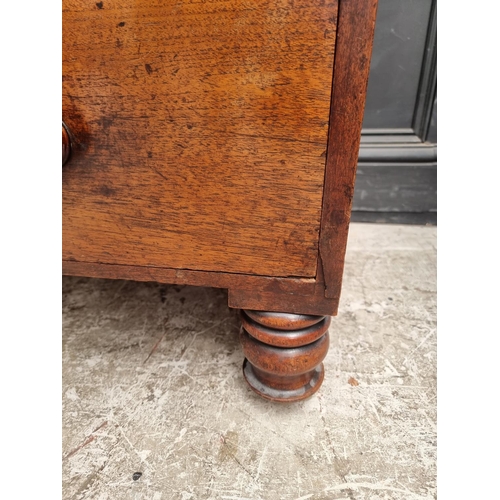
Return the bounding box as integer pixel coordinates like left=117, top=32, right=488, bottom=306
left=228, top=287, right=338, bottom=316
left=318, top=0, right=378, bottom=298
left=62, top=260, right=317, bottom=295
left=240, top=310, right=330, bottom=401
left=63, top=0, right=338, bottom=277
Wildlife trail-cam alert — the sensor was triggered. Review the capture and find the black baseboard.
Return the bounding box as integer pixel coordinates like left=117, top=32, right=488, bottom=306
left=351, top=211, right=436, bottom=225
left=353, top=163, right=437, bottom=213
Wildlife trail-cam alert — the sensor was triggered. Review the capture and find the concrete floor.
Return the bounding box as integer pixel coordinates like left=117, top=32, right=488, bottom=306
left=62, top=223, right=436, bottom=500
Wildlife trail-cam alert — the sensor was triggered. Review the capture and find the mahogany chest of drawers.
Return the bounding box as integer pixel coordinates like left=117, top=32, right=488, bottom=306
left=63, top=0, right=378, bottom=402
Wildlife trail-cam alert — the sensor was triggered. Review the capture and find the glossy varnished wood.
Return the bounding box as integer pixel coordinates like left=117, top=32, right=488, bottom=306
left=240, top=310, right=330, bottom=401
left=62, top=0, right=338, bottom=277
left=241, top=311, right=328, bottom=347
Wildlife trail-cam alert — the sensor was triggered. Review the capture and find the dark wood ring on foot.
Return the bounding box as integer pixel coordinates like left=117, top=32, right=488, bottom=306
left=240, top=310, right=330, bottom=402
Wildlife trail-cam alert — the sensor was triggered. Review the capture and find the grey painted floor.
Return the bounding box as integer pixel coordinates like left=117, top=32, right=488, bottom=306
left=62, top=223, right=437, bottom=500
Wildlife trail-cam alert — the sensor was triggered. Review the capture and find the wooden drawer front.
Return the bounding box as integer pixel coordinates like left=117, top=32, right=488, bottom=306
left=63, top=0, right=337, bottom=277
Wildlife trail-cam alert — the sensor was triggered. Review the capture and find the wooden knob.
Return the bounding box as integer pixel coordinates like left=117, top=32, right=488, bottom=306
left=62, top=122, right=71, bottom=166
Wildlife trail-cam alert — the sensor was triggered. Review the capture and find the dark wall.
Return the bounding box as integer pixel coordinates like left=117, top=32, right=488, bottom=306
left=353, top=0, right=437, bottom=224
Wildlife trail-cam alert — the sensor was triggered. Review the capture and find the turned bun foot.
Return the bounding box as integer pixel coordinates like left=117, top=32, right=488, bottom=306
left=240, top=310, right=330, bottom=402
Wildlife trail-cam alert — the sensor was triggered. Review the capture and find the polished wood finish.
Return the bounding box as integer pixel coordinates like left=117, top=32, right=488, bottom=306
left=62, top=0, right=338, bottom=277
left=240, top=311, right=330, bottom=402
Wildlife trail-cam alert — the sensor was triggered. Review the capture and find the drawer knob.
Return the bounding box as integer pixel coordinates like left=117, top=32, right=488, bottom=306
left=62, top=122, right=71, bottom=166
